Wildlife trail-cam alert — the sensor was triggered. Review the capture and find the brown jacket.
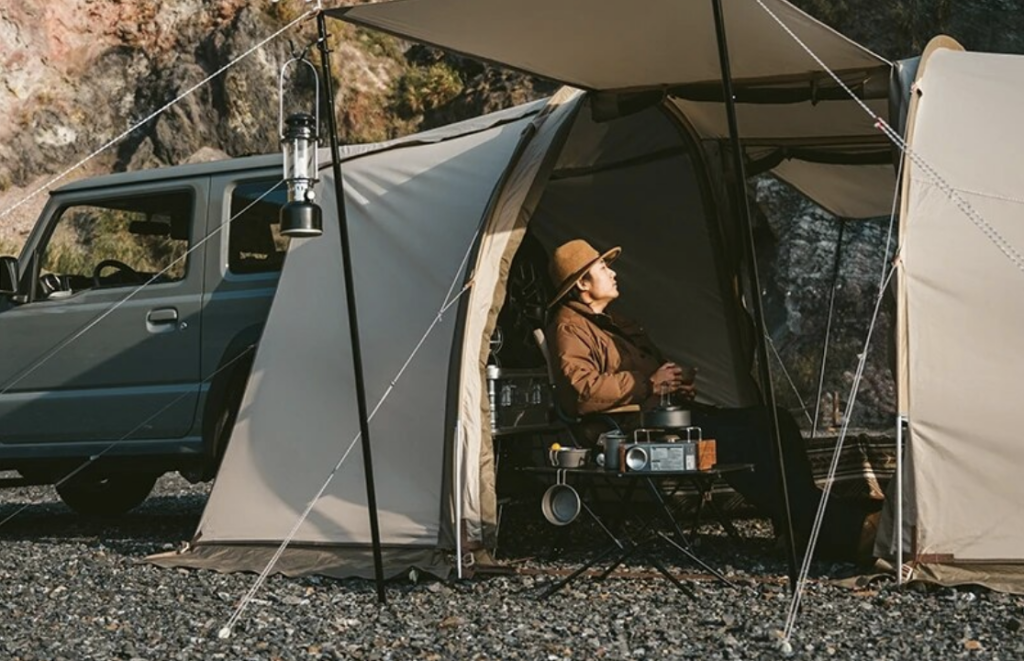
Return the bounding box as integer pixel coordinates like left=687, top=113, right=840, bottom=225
left=547, top=300, right=663, bottom=418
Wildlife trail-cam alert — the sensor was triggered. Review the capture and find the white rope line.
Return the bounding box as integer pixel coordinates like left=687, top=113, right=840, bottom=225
left=751, top=0, right=1024, bottom=643
left=764, top=334, right=813, bottom=426
left=220, top=235, right=479, bottom=638
left=784, top=266, right=895, bottom=640
left=1, top=181, right=287, bottom=396
left=753, top=0, right=1024, bottom=278
left=0, top=181, right=285, bottom=528
left=0, top=346, right=254, bottom=529
left=879, top=156, right=905, bottom=301
left=0, top=8, right=314, bottom=225
left=809, top=222, right=844, bottom=440
left=950, top=185, right=1024, bottom=207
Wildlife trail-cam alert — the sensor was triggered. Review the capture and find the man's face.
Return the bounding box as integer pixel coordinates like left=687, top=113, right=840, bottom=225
left=579, top=258, right=618, bottom=305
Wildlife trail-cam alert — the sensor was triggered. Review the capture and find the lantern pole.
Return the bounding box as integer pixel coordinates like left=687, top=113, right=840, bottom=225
left=315, top=10, right=387, bottom=604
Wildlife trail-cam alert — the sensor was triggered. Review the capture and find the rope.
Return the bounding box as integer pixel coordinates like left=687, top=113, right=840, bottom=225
left=753, top=0, right=1024, bottom=278
left=764, top=334, right=813, bottom=426
left=219, top=230, right=479, bottom=638
left=809, top=221, right=844, bottom=440
left=0, top=182, right=286, bottom=529
left=0, top=346, right=254, bottom=529
left=749, top=0, right=1016, bottom=643
left=1, top=181, right=287, bottom=396
left=0, top=8, right=315, bottom=225
left=783, top=266, right=895, bottom=641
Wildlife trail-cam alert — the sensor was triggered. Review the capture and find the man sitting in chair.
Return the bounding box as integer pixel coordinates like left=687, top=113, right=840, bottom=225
left=545, top=238, right=880, bottom=563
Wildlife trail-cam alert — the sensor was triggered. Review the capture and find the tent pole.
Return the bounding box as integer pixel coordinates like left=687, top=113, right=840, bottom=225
left=710, top=0, right=799, bottom=589
left=316, top=11, right=387, bottom=604
left=811, top=219, right=846, bottom=439
left=895, top=413, right=905, bottom=585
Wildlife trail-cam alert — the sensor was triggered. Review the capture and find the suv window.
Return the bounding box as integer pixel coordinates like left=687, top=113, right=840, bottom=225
left=228, top=180, right=289, bottom=274
left=39, top=191, right=193, bottom=296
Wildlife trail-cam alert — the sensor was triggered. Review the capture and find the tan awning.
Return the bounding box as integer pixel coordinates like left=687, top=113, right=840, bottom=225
left=327, top=0, right=896, bottom=218
left=327, top=0, right=886, bottom=91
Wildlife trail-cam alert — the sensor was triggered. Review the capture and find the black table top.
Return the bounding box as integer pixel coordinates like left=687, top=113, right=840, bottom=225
left=520, top=463, right=754, bottom=478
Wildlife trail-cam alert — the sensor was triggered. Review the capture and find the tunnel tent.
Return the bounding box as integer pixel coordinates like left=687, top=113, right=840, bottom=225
left=152, top=85, right=896, bottom=580
left=152, top=0, right=902, bottom=580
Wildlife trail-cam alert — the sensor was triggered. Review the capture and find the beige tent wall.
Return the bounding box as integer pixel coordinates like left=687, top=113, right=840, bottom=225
left=889, top=42, right=1024, bottom=592
left=155, top=103, right=544, bottom=579
left=455, top=89, right=584, bottom=549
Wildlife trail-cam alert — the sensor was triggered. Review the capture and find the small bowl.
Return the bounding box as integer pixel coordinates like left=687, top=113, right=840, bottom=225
left=549, top=448, right=590, bottom=468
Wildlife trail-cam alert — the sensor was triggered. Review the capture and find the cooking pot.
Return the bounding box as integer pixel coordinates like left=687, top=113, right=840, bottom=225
left=640, top=404, right=692, bottom=430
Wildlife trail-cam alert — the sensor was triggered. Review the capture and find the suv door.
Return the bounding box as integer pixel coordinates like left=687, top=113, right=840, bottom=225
left=0, top=181, right=207, bottom=451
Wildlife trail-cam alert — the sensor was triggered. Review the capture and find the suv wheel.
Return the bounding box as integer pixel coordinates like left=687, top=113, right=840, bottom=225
left=55, top=473, right=159, bottom=516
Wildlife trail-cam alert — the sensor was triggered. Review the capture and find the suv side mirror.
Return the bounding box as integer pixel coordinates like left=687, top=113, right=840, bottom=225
left=0, top=256, right=18, bottom=295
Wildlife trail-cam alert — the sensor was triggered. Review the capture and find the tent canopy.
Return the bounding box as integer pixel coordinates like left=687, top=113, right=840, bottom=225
left=328, top=0, right=895, bottom=218
left=328, top=0, right=884, bottom=91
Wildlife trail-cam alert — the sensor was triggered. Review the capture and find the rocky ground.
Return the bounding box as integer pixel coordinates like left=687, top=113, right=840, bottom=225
left=1, top=473, right=1022, bottom=660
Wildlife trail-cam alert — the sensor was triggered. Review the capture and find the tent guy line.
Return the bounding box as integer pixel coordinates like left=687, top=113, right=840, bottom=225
left=0, top=347, right=254, bottom=529
left=753, top=0, right=1024, bottom=277
left=785, top=264, right=897, bottom=642
left=0, top=8, right=315, bottom=227
left=0, top=183, right=288, bottom=530
left=219, top=235, right=479, bottom=638
left=0, top=180, right=288, bottom=398
left=765, top=333, right=813, bottom=427
left=747, top=0, right=910, bottom=640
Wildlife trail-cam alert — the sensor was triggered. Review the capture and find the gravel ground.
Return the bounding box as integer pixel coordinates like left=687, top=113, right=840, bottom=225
left=1, top=474, right=1023, bottom=661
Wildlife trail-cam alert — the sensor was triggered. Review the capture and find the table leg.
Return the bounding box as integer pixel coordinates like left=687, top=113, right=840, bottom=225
left=643, top=477, right=738, bottom=588
left=704, top=490, right=742, bottom=540
left=538, top=543, right=623, bottom=599
left=595, top=541, right=638, bottom=580
left=649, top=553, right=696, bottom=597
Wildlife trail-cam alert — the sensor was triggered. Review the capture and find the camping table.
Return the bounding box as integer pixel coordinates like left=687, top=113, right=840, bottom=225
left=523, top=463, right=754, bottom=599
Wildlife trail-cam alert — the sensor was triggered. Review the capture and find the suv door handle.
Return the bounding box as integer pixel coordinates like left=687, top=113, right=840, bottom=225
left=147, top=308, right=179, bottom=324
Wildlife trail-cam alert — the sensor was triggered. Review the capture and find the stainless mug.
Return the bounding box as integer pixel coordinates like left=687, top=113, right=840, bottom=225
left=599, top=431, right=626, bottom=471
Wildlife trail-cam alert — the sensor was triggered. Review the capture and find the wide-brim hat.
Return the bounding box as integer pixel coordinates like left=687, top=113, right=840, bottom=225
left=547, top=239, right=622, bottom=307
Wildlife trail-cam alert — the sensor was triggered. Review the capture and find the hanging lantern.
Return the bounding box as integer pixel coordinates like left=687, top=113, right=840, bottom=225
left=278, top=56, right=323, bottom=237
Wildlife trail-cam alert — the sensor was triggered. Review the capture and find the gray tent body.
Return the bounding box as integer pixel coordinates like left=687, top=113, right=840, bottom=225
left=161, top=7, right=1024, bottom=590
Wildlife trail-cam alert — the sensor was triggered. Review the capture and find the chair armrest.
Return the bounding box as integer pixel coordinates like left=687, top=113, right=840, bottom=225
left=603, top=404, right=641, bottom=414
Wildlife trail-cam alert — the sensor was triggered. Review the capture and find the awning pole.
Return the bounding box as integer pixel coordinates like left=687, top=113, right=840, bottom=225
left=811, top=219, right=846, bottom=439
left=710, top=0, right=799, bottom=590
left=317, top=10, right=387, bottom=604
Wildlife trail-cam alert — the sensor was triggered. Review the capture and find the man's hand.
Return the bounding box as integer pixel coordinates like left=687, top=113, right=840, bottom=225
left=649, top=362, right=698, bottom=401
left=650, top=362, right=684, bottom=396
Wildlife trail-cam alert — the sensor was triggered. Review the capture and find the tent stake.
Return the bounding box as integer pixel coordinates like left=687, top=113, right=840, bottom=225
left=710, top=0, right=799, bottom=590
left=317, top=11, right=387, bottom=604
